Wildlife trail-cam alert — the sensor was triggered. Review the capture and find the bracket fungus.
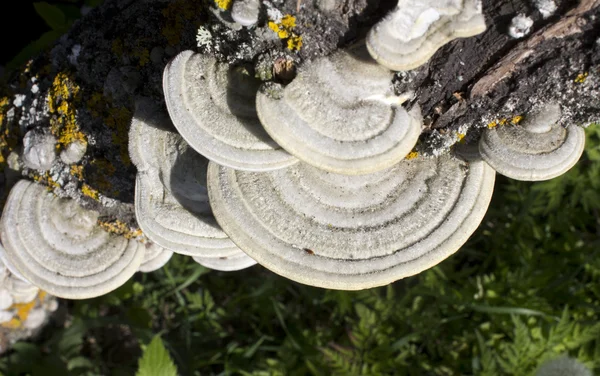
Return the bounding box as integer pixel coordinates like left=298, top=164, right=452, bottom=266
left=256, top=47, right=422, bottom=175
left=138, top=243, right=174, bottom=273
left=366, top=0, right=486, bottom=71
left=163, top=50, right=297, bottom=171
left=207, top=154, right=495, bottom=290
left=479, top=103, right=586, bottom=181
left=0, top=180, right=145, bottom=299
left=129, top=103, right=256, bottom=269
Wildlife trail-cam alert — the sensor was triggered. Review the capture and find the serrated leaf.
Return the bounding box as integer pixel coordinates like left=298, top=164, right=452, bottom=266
left=33, top=2, right=67, bottom=30
left=136, top=336, right=178, bottom=376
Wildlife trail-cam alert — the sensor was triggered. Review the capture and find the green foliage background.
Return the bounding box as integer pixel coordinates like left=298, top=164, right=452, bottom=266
left=1, top=125, right=598, bottom=375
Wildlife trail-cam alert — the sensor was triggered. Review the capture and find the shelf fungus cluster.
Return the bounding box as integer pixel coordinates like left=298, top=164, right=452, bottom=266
left=129, top=100, right=256, bottom=271
left=366, top=0, right=487, bottom=71
left=0, top=0, right=589, bottom=297
left=0, top=180, right=154, bottom=299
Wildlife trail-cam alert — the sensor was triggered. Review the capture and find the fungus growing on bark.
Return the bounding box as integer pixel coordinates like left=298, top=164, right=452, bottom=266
left=256, top=46, right=422, bottom=175
left=0, top=180, right=145, bottom=299
left=129, top=101, right=256, bottom=269
left=479, top=103, right=586, bottom=181
left=138, top=243, right=174, bottom=273
left=163, top=50, right=297, bottom=171
left=366, top=0, right=486, bottom=71
left=207, top=154, right=495, bottom=290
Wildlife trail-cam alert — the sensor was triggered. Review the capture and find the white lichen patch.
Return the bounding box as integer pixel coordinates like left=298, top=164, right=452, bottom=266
left=508, top=14, right=534, bottom=39
left=534, top=0, right=557, bottom=19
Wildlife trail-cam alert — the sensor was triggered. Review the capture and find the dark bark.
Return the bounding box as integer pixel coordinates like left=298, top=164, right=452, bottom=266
left=0, top=0, right=598, bottom=226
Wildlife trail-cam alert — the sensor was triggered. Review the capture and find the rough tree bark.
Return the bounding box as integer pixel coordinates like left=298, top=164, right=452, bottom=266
left=0, top=0, right=598, bottom=231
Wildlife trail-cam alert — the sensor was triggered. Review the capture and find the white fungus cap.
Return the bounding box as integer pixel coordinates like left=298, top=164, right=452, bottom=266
left=163, top=50, right=297, bottom=171
left=256, top=46, right=423, bottom=175
left=367, top=0, right=486, bottom=71
left=129, top=101, right=256, bottom=270
left=207, top=154, right=495, bottom=290
left=0, top=180, right=145, bottom=299
left=138, top=243, right=174, bottom=273
left=479, top=103, right=586, bottom=181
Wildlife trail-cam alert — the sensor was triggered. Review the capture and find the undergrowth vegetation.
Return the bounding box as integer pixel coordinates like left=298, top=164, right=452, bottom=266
left=0, top=123, right=596, bottom=375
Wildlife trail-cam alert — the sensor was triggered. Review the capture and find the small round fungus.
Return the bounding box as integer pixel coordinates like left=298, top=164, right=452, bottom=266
left=0, top=180, right=145, bottom=299
left=138, top=243, right=174, bottom=273
left=129, top=102, right=255, bottom=269
left=479, top=103, right=586, bottom=181
left=59, top=139, right=87, bottom=165
left=232, top=0, right=260, bottom=27
left=207, top=154, right=495, bottom=290
left=256, top=46, right=422, bottom=175
left=366, top=0, right=486, bottom=71
left=163, top=50, right=297, bottom=171
left=22, top=130, right=57, bottom=171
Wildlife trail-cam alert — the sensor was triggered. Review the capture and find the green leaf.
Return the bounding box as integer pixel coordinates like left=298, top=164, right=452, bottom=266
left=136, top=335, right=178, bottom=376
left=33, top=2, right=67, bottom=30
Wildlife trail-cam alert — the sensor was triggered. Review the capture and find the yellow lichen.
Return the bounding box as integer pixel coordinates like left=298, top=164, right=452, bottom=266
left=287, top=36, right=303, bottom=51
left=268, top=15, right=303, bottom=51
left=82, top=184, right=99, bottom=200
left=457, top=133, right=466, bottom=142
left=48, top=73, right=87, bottom=151
left=487, top=120, right=498, bottom=129
left=112, top=39, right=124, bottom=58
left=406, top=151, right=419, bottom=160
left=280, top=15, right=296, bottom=29
left=15, top=300, right=36, bottom=321
left=214, top=0, right=233, bottom=10
left=511, top=115, right=523, bottom=125
left=574, top=72, right=588, bottom=83
left=104, top=107, right=132, bottom=167
left=1, top=318, right=21, bottom=329
left=133, top=47, right=150, bottom=67
left=98, top=220, right=142, bottom=239
left=70, top=165, right=84, bottom=180
left=162, top=0, right=202, bottom=46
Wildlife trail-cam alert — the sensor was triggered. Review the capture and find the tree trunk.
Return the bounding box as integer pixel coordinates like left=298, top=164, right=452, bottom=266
left=0, top=0, right=598, bottom=228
